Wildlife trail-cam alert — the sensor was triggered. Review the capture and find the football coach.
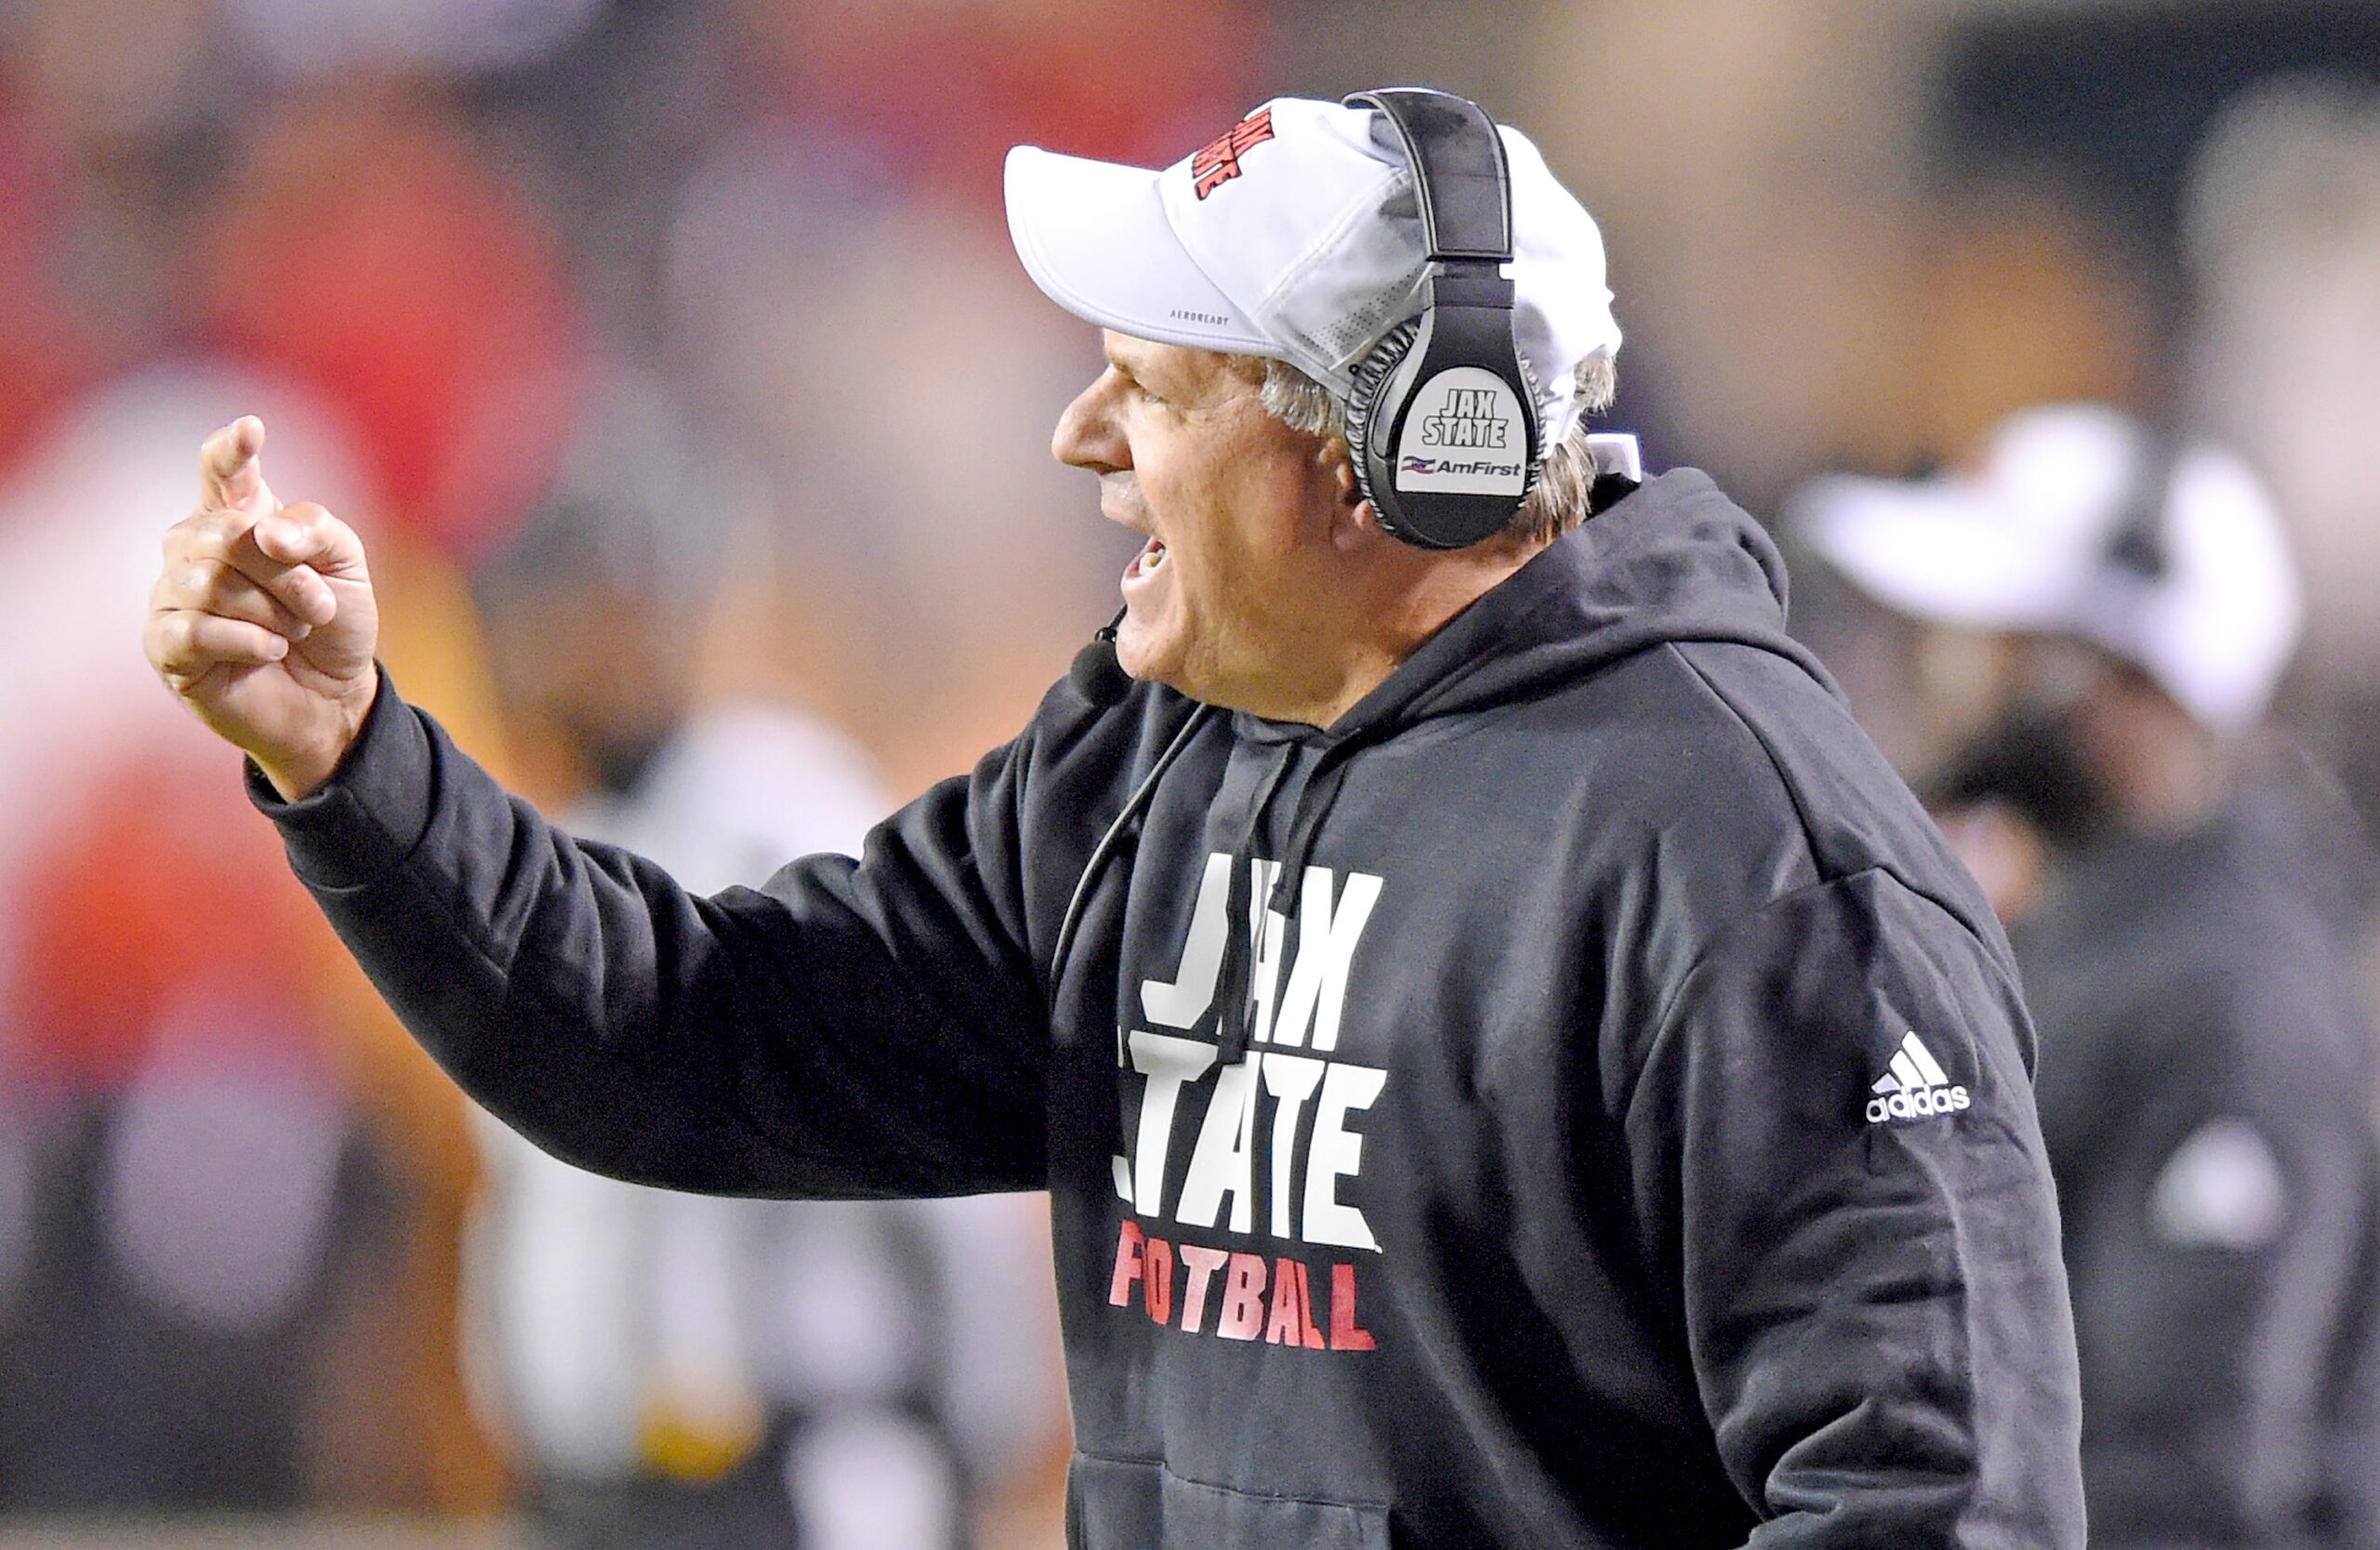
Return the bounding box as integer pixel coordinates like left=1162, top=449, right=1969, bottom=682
left=145, top=90, right=2085, bottom=1547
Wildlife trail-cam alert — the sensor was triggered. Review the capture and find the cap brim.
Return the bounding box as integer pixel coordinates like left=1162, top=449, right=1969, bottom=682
left=1004, top=146, right=1273, bottom=356
left=1798, top=474, right=2077, bottom=631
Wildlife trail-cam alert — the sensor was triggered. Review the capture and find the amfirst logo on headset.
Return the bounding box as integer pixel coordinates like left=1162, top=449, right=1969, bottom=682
left=1394, top=367, right=1527, bottom=497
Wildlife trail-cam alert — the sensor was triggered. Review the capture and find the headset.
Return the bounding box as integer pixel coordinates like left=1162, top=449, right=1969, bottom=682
left=1341, top=88, right=1545, bottom=551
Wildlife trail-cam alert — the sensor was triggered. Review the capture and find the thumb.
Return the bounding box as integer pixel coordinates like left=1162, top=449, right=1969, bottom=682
left=199, top=415, right=276, bottom=514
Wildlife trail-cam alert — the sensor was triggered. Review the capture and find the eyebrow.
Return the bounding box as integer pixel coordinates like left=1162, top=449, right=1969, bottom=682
left=1107, top=345, right=1196, bottom=404
left=1107, top=328, right=1187, bottom=377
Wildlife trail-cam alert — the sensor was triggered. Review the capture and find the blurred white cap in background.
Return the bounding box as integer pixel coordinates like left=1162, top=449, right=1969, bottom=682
left=1797, top=403, right=2304, bottom=734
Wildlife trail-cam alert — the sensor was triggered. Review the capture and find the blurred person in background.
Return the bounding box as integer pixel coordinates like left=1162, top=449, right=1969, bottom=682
left=0, top=375, right=427, bottom=1515
left=0, top=740, right=399, bottom=1514
left=8, top=0, right=1131, bottom=1528
left=462, top=368, right=1060, bottom=1550
left=1800, top=402, right=2380, bottom=1550
left=143, top=87, right=2090, bottom=1546
left=0, top=7, right=600, bottom=1504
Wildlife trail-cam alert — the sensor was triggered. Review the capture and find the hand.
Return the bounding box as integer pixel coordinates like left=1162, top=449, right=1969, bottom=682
left=145, top=416, right=381, bottom=799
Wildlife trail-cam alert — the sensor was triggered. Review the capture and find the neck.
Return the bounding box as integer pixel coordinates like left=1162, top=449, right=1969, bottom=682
left=1277, top=533, right=1550, bottom=727
left=2112, top=731, right=2230, bottom=833
left=2082, top=681, right=2233, bottom=835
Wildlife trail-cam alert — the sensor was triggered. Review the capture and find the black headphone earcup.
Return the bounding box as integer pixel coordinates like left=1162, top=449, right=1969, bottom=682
left=1346, top=317, right=1547, bottom=549
left=1342, top=319, right=1421, bottom=539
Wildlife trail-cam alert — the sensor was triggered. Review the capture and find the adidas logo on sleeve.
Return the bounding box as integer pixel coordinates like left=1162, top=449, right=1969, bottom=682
left=1866, top=1031, right=1971, bottom=1124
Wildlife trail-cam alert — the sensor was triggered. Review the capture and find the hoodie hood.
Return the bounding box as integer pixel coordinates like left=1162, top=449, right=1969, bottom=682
left=1295, top=468, right=1836, bottom=746
left=1206, top=466, right=1839, bottom=1061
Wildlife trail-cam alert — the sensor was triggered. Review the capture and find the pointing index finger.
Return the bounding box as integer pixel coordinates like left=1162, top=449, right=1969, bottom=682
left=199, top=416, right=271, bottom=512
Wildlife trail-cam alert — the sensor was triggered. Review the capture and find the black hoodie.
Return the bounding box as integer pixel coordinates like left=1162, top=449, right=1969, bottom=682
left=257, top=469, right=2086, bottom=1548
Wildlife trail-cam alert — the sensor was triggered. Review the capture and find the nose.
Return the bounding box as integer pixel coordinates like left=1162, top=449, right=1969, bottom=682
left=1053, top=368, right=1130, bottom=475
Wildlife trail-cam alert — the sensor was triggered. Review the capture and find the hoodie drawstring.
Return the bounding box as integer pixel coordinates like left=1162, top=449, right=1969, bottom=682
left=1215, top=732, right=1373, bottom=1066
left=1214, top=742, right=1300, bottom=1066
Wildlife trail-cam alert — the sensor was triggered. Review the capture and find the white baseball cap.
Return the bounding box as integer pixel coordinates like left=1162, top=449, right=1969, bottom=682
left=1003, top=95, right=1622, bottom=448
left=1796, top=403, right=2304, bottom=734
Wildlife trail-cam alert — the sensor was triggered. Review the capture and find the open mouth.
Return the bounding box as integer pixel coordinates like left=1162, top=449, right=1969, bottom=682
left=1125, top=536, right=1169, bottom=581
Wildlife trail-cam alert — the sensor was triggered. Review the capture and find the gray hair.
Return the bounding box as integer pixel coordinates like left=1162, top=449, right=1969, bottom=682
left=1239, top=354, right=1620, bottom=546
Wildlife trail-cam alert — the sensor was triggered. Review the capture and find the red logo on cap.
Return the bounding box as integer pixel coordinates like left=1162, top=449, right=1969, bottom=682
left=1190, top=108, right=1276, bottom=200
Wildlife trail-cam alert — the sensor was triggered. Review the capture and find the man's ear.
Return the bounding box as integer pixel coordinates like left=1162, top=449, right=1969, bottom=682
left=1325, top=439, right=1382, bottom=548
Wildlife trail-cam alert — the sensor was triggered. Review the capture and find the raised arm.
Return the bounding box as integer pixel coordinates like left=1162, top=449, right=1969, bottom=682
left=148, top=419, right=1052, bottom=1200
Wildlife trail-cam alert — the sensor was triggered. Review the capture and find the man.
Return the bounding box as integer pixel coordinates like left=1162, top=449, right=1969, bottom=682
left=144, top=91, right=2085, bottom=1545
left=1800, top=403, right=2380, bottom=1548
left=457, top=384, right=1057, bottom=1550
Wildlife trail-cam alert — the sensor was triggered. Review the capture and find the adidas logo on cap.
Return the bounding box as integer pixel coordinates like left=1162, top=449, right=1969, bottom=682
left=1866, top=1030, right=1971, bottom=1124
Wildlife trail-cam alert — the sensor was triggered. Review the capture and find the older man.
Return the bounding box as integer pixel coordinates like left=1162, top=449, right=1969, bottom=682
left=145, top=90, right=2083, bottom=1546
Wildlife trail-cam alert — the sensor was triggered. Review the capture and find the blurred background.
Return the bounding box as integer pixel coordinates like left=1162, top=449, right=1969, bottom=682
left=1, top=0, right=2378, bottom=1545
